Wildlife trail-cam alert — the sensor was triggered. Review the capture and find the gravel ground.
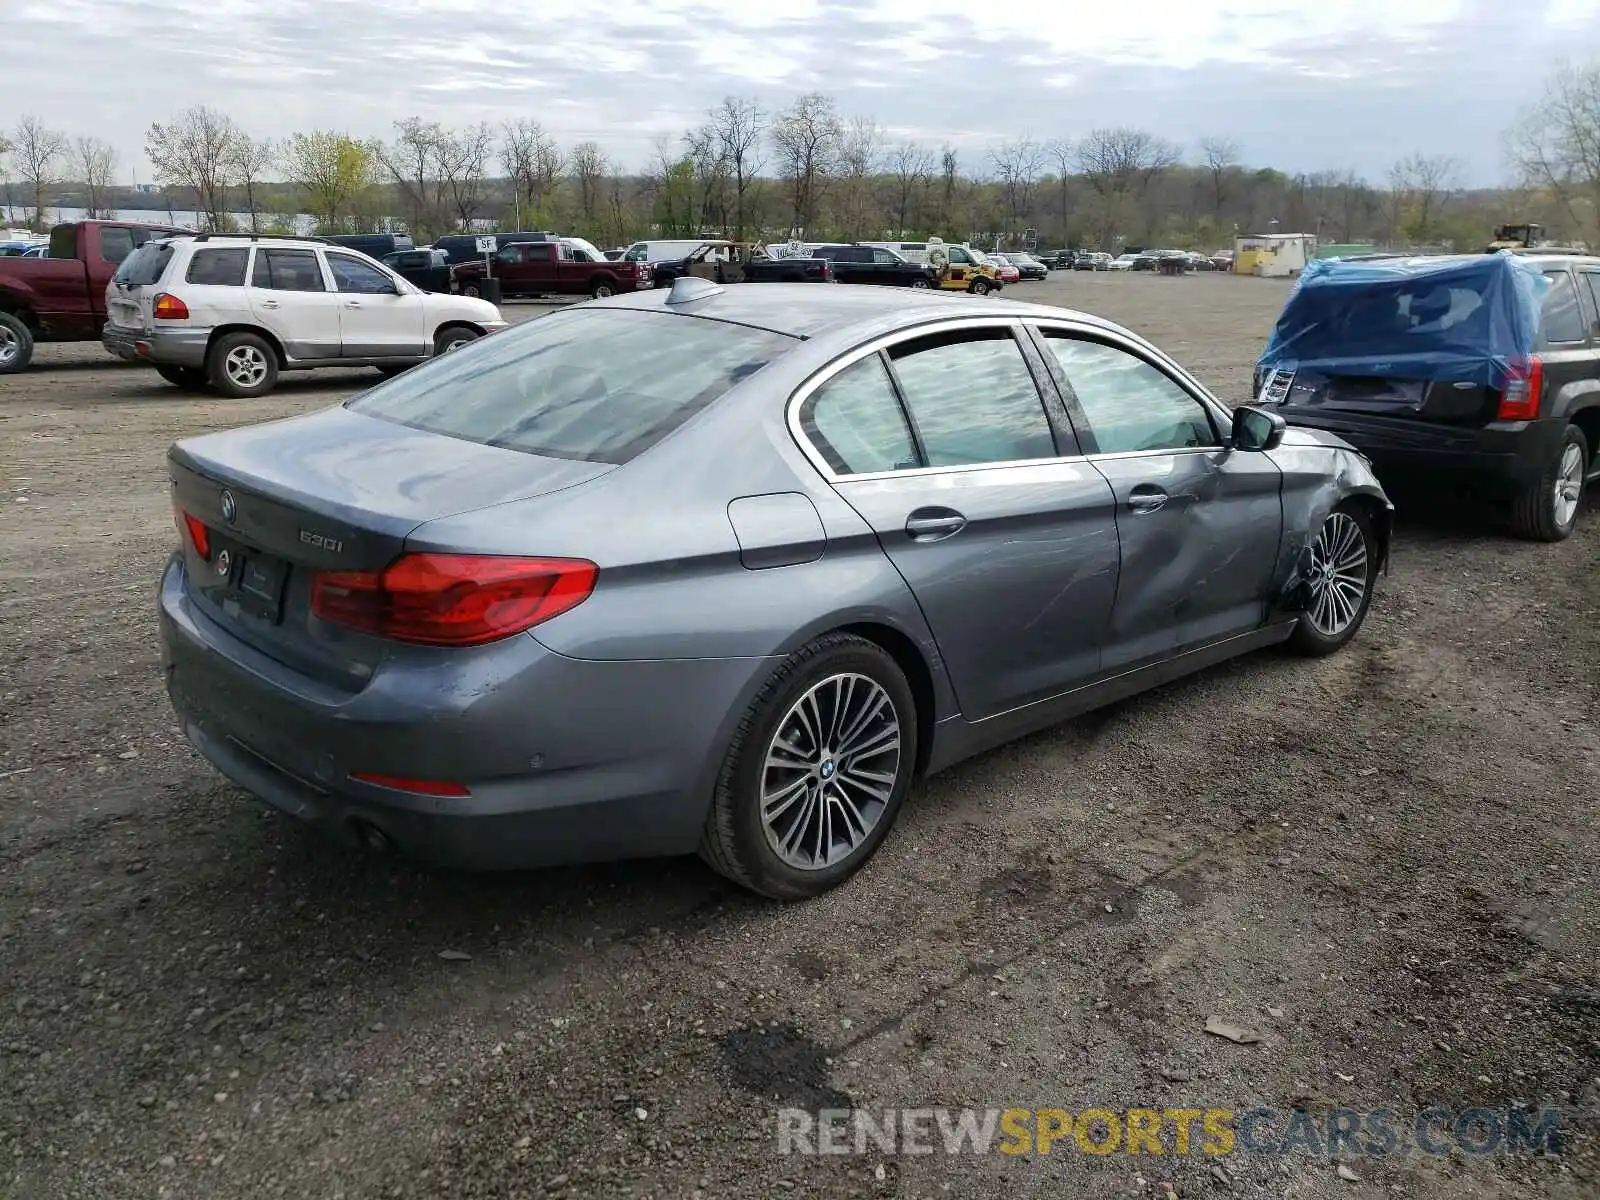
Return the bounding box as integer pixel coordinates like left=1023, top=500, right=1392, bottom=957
left=1, top=273, right=1596, bottom=1200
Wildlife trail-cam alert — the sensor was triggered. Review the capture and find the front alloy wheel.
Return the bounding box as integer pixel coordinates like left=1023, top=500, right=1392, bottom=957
left=1289, top=504, right=1377, bottom=656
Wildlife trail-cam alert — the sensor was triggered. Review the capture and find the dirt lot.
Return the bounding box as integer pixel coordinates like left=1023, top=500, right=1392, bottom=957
left=1, top=274, right=1596, bottom=1200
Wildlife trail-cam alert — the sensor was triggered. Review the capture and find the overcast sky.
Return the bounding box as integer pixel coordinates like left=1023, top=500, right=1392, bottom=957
left=5, top=0, right=1597, bottom=186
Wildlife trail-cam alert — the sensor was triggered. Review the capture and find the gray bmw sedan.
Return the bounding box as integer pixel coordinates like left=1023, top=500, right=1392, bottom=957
left=160, top=278, right=1392, bottom=899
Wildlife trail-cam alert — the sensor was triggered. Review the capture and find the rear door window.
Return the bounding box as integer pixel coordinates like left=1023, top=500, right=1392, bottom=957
left=98, top=227, right=136, bottom=264
left=185, top=247, right=250, bottom=286
left=251, top=249, right=326, bottom=291
left=1580, top=272, right=1600, bottom=336
left=1540, top=270, right=1587, bottom=345
left=347, top=309, right=796, bottom=464
left=886, top=327, right=1059, bottom=466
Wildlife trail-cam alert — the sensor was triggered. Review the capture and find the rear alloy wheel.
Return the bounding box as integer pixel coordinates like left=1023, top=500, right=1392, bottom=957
left=1289, top=504, right=1378, bottom=656
left=1510, top=425, right=1588, bottom=542
left=0, top=310, right=34, bottom=374
left=700, top=633, right=918, bottom=900
left=155, top=364, right=209, bottom=391
left=909, top=277, right=931, bottom=289
left=969, top=278, right=991, bottom=296
left=206, top=332, right=278, bottom=398
left=590, top=281, right=615, bottom=299
left=460, top=283, right=483, bottom=298
left=434, top=326, right=479, bottom=355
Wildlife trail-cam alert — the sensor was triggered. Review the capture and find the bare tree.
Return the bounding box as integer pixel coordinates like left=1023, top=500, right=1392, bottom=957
left=569, top=140, right=608, bottom=233
left=0, top=132, right=13, bottom=223
left=73, top=136, right=120, bottom=219
left=885, top=140, right=933, bottom=237
left=989, top=137, right=1044, bottom=237
left=1046, top=137, right=1074, bottom=243
left=1198, top=136, right=1241, bottom=220
left=434, top=123, right=495, bottom=229
left=937, top=143, right=959, bottom=231
left=769, top=92, right=841, bottom=235
left=12, top=115, right=68, bottom=226
left=1075, top=127, right=1179, bottom=244
left=834, top=115, right=882, bottom=239
left=379, top=118, right=449, bottom=240
left=1506, top=59, right=1600, bottom=248
left=684, top=122, right=729, bottom=234
left=710, top=96, right=764, bottom=239
left=1389, top=151, right=1460, bottom=244
left=146, top=106, right=237, bottom=230
left=501, top=119, right=563, bottom=229
left=225, top=133, right=275, bottom=232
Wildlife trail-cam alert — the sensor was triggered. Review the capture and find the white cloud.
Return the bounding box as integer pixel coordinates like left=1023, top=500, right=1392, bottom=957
left=1, top=0, right=1596, bottom=183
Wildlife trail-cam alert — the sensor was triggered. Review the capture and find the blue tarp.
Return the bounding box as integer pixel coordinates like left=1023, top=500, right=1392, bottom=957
left=1257, top=252, right=1551, bottom=387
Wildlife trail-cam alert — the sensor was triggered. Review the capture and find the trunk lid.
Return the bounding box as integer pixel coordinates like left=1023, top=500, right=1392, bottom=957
left=1267, top=367, right=1502, bottom=427
left=169, top=405, right=613, bottom=689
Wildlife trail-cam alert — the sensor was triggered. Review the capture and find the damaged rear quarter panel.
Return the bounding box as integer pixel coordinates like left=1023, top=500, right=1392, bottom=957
left=1267, top=427, right=1394, bottom=610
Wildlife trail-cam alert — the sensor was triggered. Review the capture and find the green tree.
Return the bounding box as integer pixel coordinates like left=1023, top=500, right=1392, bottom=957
left=283, top=132, right=379, bottom=232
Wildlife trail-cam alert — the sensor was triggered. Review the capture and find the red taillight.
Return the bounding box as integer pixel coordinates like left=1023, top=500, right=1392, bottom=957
left=310, top=553, right=598, bottom=647
left=174, top=501, right=211, bottom=560
left=1497, top=356, right=1543, bottom=421
left=348, top=771, right=470, bottom=797
left=152, top=292, right=190, bottom=320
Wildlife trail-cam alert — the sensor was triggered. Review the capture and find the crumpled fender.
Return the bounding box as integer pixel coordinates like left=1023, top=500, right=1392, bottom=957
left=1267, top=427, right=1394, bottom=615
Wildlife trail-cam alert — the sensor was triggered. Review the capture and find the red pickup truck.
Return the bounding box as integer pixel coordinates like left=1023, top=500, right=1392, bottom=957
left=452, top=240, right=651, bottom=300
left=0, top=219, right=187, bottom=373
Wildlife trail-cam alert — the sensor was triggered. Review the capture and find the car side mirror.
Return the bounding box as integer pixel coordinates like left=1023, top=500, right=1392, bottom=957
left=1231, top=404, right=1286, bottom=452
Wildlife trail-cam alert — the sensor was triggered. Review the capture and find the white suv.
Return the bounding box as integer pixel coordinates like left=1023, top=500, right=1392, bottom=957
left=102, top=234, right=508, bottom=397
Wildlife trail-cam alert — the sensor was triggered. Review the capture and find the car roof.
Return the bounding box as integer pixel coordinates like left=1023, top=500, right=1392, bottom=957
left=596, top=282, right=1129, bottom=341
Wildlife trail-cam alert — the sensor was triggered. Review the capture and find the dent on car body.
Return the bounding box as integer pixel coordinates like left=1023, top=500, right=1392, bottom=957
left=1268, top=430, right=1394, bottom=609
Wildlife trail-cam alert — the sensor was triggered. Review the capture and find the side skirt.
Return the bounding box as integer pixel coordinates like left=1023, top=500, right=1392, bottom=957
left=923, top=621, right=1299, bottom=775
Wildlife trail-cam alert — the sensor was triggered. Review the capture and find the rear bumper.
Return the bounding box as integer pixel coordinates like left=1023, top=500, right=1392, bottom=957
left=1280, top=411, right=1570, bottom=487
left=157, top=555, right=775, bottom=869
left=102, top=322, right=210, bottom=368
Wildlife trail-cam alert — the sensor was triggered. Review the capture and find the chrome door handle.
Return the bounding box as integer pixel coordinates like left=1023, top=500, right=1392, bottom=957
left=345, top=301, right=361, bottom=309
left=259, top=300, right=280, bottom=309
left=905, top=510, right=967, bottom=539
left=1128, top=490, right=1168, bottom=513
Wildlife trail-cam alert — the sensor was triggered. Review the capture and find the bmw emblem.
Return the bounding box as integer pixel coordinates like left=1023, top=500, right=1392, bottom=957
left=219, top=489, right=236, bottom=524
left=214, top=548, right=232, bottom=577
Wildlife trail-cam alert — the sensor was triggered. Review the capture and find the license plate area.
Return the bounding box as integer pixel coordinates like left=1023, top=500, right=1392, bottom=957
left=210, top=536, right=289, bottom=623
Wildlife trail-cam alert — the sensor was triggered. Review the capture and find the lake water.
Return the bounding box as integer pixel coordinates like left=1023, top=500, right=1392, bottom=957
left=18, top=206, right=318, bottom=234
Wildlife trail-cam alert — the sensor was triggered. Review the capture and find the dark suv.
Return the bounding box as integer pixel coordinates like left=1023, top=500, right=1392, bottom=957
left=1254, top=251, right=1600, bottom=541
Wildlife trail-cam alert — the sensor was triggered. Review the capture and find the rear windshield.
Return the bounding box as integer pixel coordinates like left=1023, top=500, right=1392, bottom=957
left=114, top=241, right=176, bottom=287
left=1275, top=276, right=1500, bottom=361
left=346, top=309, right=797, bottom=464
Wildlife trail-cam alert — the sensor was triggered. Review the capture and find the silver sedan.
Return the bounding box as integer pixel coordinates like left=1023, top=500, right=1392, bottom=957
left=160, top=280, right=1392, bottom=899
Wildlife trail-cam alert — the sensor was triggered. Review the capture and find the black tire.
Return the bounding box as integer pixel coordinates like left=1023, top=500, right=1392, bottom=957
left=1288, top=502, right=1379, bottom=657
left=699, top=633, right=919, bottom=900
left=155, top=364, right=209, bottom=391
left=969, top=278, right=991, bottom=296
left=460, top=282, right=483, bottom=299
left=909, top=277, right=931, bottom=289
left=0, top=310, right=34, bottom=374
left=590, top=279, right=616, bottom=299
left=205, top=331, right=279, bottom=398
left=1509, top=425, right=1588, bottom=542
left=434, top=326, right=480, bottom=356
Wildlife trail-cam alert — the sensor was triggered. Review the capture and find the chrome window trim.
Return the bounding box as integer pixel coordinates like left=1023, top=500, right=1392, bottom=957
left=785, top=313, right=1233, bottom=484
